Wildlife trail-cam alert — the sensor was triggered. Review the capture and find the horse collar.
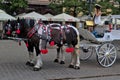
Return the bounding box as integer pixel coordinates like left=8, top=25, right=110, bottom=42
left=27, top=26, right=37, bottom=38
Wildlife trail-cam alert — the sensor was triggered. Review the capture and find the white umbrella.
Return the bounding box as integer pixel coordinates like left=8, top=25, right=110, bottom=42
left=44, top=13, right=54, bottom=21
left=19, top=11, right=48, bottom=21
left=0, top=9, right=5, bottom=13
left=0, top=9, right=16, bottom=21
left=44, top=13, right=53, bottom=18
left=51, top=13, right=80, bottom=22
left=16, top=13, right=26, bottom=18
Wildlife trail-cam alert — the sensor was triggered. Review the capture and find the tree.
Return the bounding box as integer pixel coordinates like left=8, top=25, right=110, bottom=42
left=115, top=0, right=120, bottom=14
left=62, top=0, right=81, bottom=17
left=49, top=0, right=120, bottom=16
left=49, top=0, right=94, bottom=17
left=97, top=0, right=120, bottom=15
left=0, top=0, right=28, bottom=15
left=48, top=0, right=63, bottom=15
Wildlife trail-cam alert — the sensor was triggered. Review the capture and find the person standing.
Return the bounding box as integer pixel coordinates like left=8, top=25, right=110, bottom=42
left=93, top=4, right=102, bottom=25
left=92, top=4, right=104, bottom=38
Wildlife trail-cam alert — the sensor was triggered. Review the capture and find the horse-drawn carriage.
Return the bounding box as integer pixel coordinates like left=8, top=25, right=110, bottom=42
left=3, top=14, right=120, bottom=70
left=79, top=15, right=120, bottom=68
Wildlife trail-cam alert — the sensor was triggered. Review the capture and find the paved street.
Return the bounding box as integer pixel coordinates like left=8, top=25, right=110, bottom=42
left=1, top=40, right=120, bottom=80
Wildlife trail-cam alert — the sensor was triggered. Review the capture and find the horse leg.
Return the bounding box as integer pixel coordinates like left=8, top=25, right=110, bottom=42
left=33, top=54, right=43, bottom=71
left=54, top=47, right=60, bottom=63
left=33, top=39, right=48, bottom=71
left=26, top=51, right=35, bottom=66
left=69, top=51, right=76, bottom=68
left=74, top=36, right=80, bottom=69
left=33, top=40, right=43, bottom=71
left=26, top=42, right=35, bottom=67
left=74, top=48, right=80, bottom=69
left=60, top=45, right=65, bottom=64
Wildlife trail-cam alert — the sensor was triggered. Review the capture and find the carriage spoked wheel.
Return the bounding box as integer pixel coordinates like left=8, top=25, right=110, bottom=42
left=80, top=46, right=93, bottom=61
left=97, top=43, right=117, bottom=67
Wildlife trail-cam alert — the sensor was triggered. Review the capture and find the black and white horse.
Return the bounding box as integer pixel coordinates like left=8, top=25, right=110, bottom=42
left=48, top=23, right=80, bottom=69
left=3, top=19, right=50, bottom=71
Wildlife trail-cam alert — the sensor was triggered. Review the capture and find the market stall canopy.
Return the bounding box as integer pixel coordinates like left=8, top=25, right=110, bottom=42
left=44, top=13, right=54, bottom=18
left=0, top=9, right=16, bottom=21
left=0, top=9, right=5, bottom=13
left=19, top=11, right=48, bottom=21
left=44, top=13, right=54, bottom=21
left=16, top=13, right=26, bottom=18
left=51, top=13, right=80, bottom=22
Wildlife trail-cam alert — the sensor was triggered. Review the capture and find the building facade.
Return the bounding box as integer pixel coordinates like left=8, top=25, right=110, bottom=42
left=26, top=0, right=53, bottom=14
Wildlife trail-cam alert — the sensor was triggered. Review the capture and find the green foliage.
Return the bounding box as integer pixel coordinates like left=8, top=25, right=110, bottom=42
left=48, top=2, right=63, bottom=14
left=98, top=0, right=120, bottom=15
left=48, top=0, right=94, bottom=17
left=48, top=0, right=120, bottom=16
left=0, top=0, right=28, bottom=15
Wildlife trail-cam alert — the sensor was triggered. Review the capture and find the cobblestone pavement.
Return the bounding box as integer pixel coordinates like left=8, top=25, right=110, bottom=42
left=1, top=40, right=120, bottom=80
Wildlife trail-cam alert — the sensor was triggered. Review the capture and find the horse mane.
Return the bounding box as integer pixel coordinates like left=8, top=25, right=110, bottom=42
left=16, top=18, right=35, bottom=38
left=18, top=18, right=35, bottom=28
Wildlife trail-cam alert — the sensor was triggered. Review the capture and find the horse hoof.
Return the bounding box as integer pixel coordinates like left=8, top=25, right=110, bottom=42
left=26, top=61, right=31, bottom=66
left=33, top=67, right=41, bottom=71
left=74, top=66, right=80, bottom=70
left=60, top=61, right=65, bottom=64
left=54, top=59, right=59, bottom=63
left=68, top=64, right=74, bottom=68
left=26, top=61, right=34, bottom=67
left=29, top=63, right=34, bottom=67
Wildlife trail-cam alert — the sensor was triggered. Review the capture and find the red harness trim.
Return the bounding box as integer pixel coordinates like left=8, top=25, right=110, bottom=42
left=27, top=24, right=42, bottom=38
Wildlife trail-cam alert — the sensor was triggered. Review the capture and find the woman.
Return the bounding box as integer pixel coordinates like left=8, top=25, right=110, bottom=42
left=93, top=4, right=102, bottom=25
left=92, top=4, right=103, bottom=38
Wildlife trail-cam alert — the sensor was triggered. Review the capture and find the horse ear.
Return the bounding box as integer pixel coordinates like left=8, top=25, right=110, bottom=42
left=8, top=19, right=10, bottom=23
left=17, top=17, right=20, bottom=22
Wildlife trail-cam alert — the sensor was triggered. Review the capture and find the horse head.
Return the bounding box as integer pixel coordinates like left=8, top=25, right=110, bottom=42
left=49, top=23, right=78, bottom=53
left=15, top=18, right=50, bottom=54
left=3, top=20, right=18, bottom=37
left=47, top=23, right=65, bottom=46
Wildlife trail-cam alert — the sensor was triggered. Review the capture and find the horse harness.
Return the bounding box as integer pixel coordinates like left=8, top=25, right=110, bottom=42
left=25, top=23, right=51, bottom=43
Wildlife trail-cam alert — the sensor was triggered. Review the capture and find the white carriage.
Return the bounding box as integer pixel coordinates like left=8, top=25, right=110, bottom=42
left=79, top=15, right=120, bottom=68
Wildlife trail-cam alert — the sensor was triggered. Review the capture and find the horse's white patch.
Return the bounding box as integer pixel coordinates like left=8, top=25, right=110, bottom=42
left=67, top=25, right=79, bottom=35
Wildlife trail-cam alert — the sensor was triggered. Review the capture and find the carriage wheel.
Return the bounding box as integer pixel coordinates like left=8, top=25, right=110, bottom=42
left=97, top=43, right=117, bottom=67
left=80, top=46, right=93, bottom=61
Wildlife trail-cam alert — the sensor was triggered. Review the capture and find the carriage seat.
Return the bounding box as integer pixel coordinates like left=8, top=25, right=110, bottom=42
left=92, top=25, right=106, bottom=38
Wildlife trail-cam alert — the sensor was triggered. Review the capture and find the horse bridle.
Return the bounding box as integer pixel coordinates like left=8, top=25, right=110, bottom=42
left=5, top=22, right=12, bottom=35
left=15, top=22, right=21, bottom=34
left=48, top=24, right=64, bottom=45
